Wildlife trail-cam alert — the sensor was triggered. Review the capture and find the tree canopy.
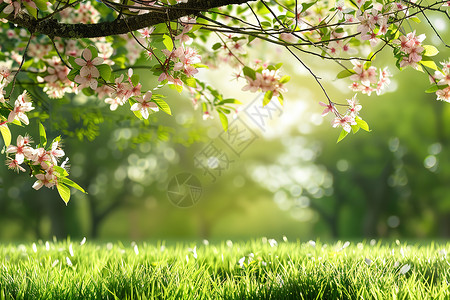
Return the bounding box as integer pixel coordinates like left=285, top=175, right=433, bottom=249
left=0, top=0, right=449, bottom=203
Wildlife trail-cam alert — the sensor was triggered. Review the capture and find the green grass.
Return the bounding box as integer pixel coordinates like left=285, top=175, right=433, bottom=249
left=0, top=238, right=449, bottom=299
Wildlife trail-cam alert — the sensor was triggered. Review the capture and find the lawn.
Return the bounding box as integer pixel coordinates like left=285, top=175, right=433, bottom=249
left=0, top=238, right=449, bottom=299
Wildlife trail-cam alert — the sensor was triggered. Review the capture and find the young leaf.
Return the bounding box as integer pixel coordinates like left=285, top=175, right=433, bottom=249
left=336, top=69, right=356, bottom=79
left=263, top=90, right=273, bottom=106
left=153, top=98, right=172, bottom=115
left=355, top=117, right=370, bottom=132
left=0, top=124, right=11, bottom=147
left=57, top=183, right=71, bottom=205
left=424, top=85, right=439, bottom=93
left=423, top=45, right=439, bottom=57
left=217, top=98, right=242, bottom=105
left=60, top=177, right=87, bottom=194
left=218, top=110, right=228, bottom=131
left=39, top=122, right=47, bottom=147
left=97, top=64, right=112, bottom=81
left=242, top=66, right=256, bottom=81
left=163, top=34, right=174, bottom=52
left=279, top=75, right=290, bottom=84
left=420, top=57, right=439, bottom=71
left=54, top=165, right=69, bottom=177
left=337, top=129, right=349, bottom=143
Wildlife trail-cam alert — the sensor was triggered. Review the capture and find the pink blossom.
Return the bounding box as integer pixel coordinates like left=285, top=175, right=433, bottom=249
left=130, top=91, right=159, bottom=119
left=5, top=157, right=26, bottom=173
left=48, top=141, right=65, bottom=165
left=8, top=91, right=34, bottom=125
left=32, top=173, right=56, bottom=190
left=347, top=95, right=362, bottom=117
left=437, top=87, right=450, bottom=102
left=75, top=48, right=103, bottom=77
left=319, top=101, right=334, bottom=116
left=332, top=115, right=357, bottom=133
left=6, top=135, right=35, bottom=164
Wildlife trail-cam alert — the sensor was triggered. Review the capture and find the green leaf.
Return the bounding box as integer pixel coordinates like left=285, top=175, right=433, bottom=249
left=218, top=110, right=228, bottom=132
left=87, top=45, right=98, bottom=58
left=57, top=183, right=71, bottom=205
left=242, top=66, right=256, bottom=80
left=39, top=122, right=47, bottom=147
left=420, top=58, right=439, bottom=71
left=97, top=64, right=112, bottom=81
left=212, top=43, right=222, bottom=50
left=336, top=69, right=356, bottom=79
left=425, top=85, right=439, bottom=93
left=217, top=98, right=242, bottom=105
left=130, top=74, right=140, bottom=86
left=351, top=124, right=360, bottom=134
left=54, top=165, right=69, bottom=177
left=279, top=75, right=290, bottom=84
left=278, top=94, right=284, bottom=106
left=410, top=16, right=421, bottom=23
left=68, top=56, right=81, bottom=70
left=355, top=117, right=370, bottom=132
left=185, top=77, right=197, bottom=88
left=23, top=3, right=37, bottom=18
left=337, top=129, right=349, bottom=143
left=263, top=90, right=273, bottom=106
left=67, top=68, right=79, bottom=82
left=423, top=45, right=439, bottom=57
left=60, top=177, right=87, bottom=194
left=163, top=34, right=174, bottom=52
left=153, top=98, right=172, bottom=115
left=0, top=124, right=11, bottom=147
left=301, top=1, right=318, bottom=12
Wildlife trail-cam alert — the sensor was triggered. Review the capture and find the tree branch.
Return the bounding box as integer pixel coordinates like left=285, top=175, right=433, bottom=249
left=6, top=0, right=255, bottom=39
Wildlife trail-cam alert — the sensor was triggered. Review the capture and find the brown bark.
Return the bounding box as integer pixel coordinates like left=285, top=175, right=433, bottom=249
left=6, top=0, right=255, bottom=38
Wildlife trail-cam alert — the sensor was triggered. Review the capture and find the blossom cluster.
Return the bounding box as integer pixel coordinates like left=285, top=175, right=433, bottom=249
left=320, top=95, right=363, bottom=134
left=349, top=60, right=391, bottom=96
left=242, top=65, right=287, bottom=98
left=434, top=61, right=450, bottom=103
left=6, top=134, right=66, bottom=191
left=393, top=31, right=426, bottom=70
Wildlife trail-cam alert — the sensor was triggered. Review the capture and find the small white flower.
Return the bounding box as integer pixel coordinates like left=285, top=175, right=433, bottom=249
left=51, top=259, right=59, bottom=268
left=399, top=264, right=411, bottom=275
left=66, top=257, right=73, bottom=267
left=69, top=244, right=74, bottom=257
left=365, top=258, right=372, bottom=266
left=80, top=237, right=86, bottom=246
left=32, top=243, right=37, bottom=253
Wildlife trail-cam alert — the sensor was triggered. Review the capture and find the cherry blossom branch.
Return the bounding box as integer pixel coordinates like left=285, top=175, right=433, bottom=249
left=6, top=0, right=256, bottom=39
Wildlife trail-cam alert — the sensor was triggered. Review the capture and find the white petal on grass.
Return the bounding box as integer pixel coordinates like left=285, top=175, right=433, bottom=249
left=343, top=241, right=350, bottom=249
left=365, top=258, right=373, bottom=266
left=134, top=245, right=139, bottom=255
left=66, top=257, right=73, bottom=267
left=186, top=254, right=189, bottom=263
left=283, top=236, right=288, bottom=242
left=69, top=244, right=74, bottom=257
left=238, top=256, right=246, bottom=268
left=268, top=239, right=278, bottom=247
left=202, top=239, right=209, bottom=246
left=308, top=240, right=316, bottom=247
left=399, top=264, right=411, bottom=275
left=394, top=261, right=400, bottom=268
left=32, top=243, right=37, bottom=253
left=45, top=241, right=50, bottom=251
left=370, top=239, right=376, bottom=246
left=80, top=237, right=86, bottom=246
left=51, top=259, right=59, bottom=268
left=221, top=253, right=224, bottom=262
left=226, top=240, right=233, bottom=248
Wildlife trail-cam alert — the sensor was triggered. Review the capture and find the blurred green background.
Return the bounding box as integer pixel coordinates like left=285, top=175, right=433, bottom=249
left=1, top=18, right=449, bottom=242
